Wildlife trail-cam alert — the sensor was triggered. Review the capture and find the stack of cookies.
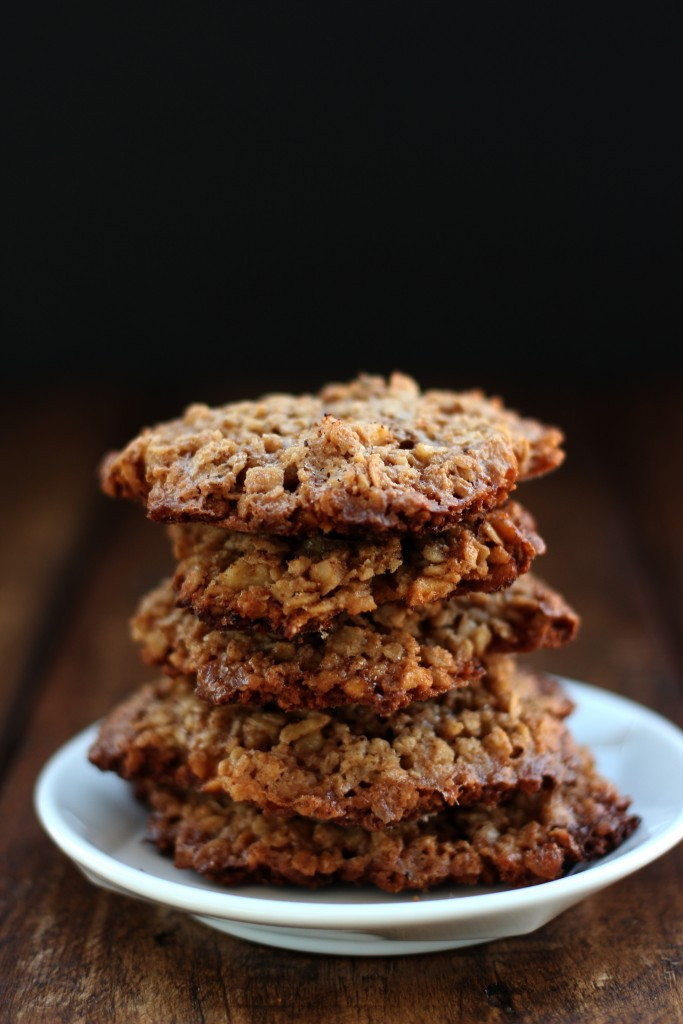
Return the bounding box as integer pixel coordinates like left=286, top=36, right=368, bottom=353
left=90, top=374, right=637, bottom=892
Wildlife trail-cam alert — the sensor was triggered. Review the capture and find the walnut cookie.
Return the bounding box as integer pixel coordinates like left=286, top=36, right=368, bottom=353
left=138, top=748, right=639, bottom=892
left=131, top=573, right=578, bottom=715
left=170, top=502, right=544, bottom=638
left=89, top=658, right=579, bottom=831
left=100, top=373, right=564, bottom=535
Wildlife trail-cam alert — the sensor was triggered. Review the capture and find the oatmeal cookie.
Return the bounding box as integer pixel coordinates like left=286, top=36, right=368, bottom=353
left=170, top=502, right=544, bottom=637
left=131, top=574, right=578, bottom=714
left=89, top=659, right=577, bottom=830
left=100, top=374, right=564, bottom=534
left=139, top=752, right=638, bottom=891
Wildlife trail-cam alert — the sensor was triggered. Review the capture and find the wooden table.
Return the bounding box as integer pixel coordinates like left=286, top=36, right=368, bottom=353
left=1, top=384, right=681, bottom=1024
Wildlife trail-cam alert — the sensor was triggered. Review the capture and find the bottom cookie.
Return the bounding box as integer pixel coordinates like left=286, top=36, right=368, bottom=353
left=138, top=752, right=638, bottom=893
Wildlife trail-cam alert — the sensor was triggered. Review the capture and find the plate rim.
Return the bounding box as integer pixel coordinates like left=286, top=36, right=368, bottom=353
left=34, top=679, right=683, bottom=931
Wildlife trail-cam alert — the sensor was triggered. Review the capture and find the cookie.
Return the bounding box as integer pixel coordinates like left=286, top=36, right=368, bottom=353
left=139, top=751, right=638, bottom=892
left=88, top=659, right=577, bottom=830
left=100, top=373, right=564, bottom=534
left=131, top=574, right=578, bottom=714
left=170, top=502, right=544, bottom=638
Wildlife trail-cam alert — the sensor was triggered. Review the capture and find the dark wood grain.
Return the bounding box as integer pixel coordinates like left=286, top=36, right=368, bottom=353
left=0, top=387, right=681, bottom=1024
left=0, top=396, right=122, bottom=782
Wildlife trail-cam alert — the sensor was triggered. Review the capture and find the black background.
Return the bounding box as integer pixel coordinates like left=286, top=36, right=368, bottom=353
left=5, top=2, right=682, bottom=403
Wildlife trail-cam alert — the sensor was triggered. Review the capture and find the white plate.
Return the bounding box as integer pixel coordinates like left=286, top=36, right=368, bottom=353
left=35, top=680, right=683, bottom=956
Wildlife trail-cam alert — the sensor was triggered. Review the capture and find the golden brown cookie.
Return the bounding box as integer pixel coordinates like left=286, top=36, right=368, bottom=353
left=131, top=574, right=578, bottom=714
left=170, top=502, right=544, bottom=638
left=89, top=659, right=577, bottom=830
left=139, top=751, right=638, bottom=892
left=100, top=374, right=564, bottom=534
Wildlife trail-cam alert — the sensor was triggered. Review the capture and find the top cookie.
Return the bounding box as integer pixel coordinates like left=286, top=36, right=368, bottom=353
left=100, top=373, right=564, bottom=535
